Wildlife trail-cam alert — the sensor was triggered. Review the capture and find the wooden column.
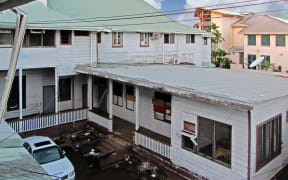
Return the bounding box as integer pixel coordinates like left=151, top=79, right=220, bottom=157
left=55, top=67, right=59, bottom=113
left=109, top=79, right=113, bottom=120
left=18, top=69, right=23, bottom=120
left=135, top=85, right=140, bottom=131
left=88, top=75, right=93, bottom=110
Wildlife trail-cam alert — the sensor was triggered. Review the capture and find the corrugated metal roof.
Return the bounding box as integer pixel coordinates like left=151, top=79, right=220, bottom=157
left=0, top=1, right=108, bottom=31
left=0, top=121, right=50, bottom=180
left=278, top=13, right=288, bottom=20
left=47, top=0, right=210, bottom=34
left=76, top=64, right=288, bottom=109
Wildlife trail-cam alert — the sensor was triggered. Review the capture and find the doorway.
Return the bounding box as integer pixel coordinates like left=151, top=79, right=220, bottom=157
left=43, top=85, right=55, bottom=114
left=82, top=84, right=88, bottom=108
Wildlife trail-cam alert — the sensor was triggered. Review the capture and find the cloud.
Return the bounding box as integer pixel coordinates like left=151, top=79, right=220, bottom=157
left=178, top=0, right=288, bottom=26
left=144, top=0, right=165, bottom=9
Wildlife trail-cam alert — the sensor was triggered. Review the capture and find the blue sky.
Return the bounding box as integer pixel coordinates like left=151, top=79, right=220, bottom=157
left=144, top=0, right=288, bottom=25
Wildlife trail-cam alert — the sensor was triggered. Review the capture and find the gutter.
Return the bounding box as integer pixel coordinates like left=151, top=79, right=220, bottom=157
left=76, top=66, right=254, bottom=111
left=247, top=110, right=252, bottom=180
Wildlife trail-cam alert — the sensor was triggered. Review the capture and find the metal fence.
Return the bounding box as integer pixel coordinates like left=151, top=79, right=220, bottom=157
left=135, top=131, right=171, bottom=159
left=7, top=108, right=88, bottom=133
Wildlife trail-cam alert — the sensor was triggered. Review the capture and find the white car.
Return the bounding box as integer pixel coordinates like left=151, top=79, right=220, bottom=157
left=23, top=136, right=75, bottom=180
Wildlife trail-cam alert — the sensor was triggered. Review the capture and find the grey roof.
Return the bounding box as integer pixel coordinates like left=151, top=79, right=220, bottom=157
left=76, top=64, right=288, bottom=110
left=0, top=121, right=51, bottom=180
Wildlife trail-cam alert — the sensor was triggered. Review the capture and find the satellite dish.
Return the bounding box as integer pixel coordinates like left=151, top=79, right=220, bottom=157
left=249, top=56, right=264, bottom=68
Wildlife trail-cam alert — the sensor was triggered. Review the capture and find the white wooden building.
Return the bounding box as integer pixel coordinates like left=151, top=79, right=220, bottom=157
left=1, top=0, right=287, bottom=180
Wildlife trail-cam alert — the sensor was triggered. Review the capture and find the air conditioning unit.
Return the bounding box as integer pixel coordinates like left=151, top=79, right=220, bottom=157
left=180, top=112, right=198, bottom=145
left=151, top=33, right=160, bottom=40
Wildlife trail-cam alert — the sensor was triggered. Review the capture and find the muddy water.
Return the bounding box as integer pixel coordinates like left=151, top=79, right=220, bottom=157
left=64, top=148, right=167, bottom=180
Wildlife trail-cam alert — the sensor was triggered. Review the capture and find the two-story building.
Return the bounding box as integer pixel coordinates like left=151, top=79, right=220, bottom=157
left=1, top=1, right=288, bottom=180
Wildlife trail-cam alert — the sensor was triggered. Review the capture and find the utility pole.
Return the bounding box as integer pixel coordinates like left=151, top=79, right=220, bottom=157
left=0, top=8, right=28, bottom=124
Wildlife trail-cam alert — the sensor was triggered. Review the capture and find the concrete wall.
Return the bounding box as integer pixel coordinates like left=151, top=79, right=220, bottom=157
left=250, top=96, right=288, bottom=180
left=244, top=34, right=288, bottom=72
left=170, top=95, right=249, bottom=180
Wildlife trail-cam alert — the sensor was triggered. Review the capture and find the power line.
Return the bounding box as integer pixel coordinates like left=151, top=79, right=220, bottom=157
left=6, top=0, right=287, bottom=24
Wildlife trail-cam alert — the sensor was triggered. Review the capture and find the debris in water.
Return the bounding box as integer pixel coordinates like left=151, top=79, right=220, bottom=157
left=84, top=132, right=90, bottom=136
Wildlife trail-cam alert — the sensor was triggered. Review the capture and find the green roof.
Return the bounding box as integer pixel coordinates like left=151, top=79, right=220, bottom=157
left=0, top=1, right=106, bottom=31
left=47, top=0, right=209, bottom=34
left=278, top=14, right=288, bottom=19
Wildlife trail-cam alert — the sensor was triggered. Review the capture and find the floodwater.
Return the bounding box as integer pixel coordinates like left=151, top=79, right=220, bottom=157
left=64, top=148, right=167, bottom=180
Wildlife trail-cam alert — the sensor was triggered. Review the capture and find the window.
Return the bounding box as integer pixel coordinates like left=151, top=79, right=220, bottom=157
left=140, top=32, right=149, bottom=47
left=256, top=115, right=281, bottom=171
left=59, top=78, right=71, bottom=102
left=97, top=32, right=101, bottom=44
left=113, top=82, right=123, bottom=106
left=186, top=34, right=195, bottom=44
left=23, top=30, right=55, bottom=47
left=248, top=54, right=257, bottom=69
left=182, top=117, right=232, bottom=167
left=164, top=34, right=175, bottom=44
left=0, top=30, right=13, bottom=47
left=125, top=85, right=135, bottom=111
left=276, top=35, right=286, bottom=46
left=74, top=31, right=89, bottom=36
left=112, top=32, right=123, bottom=47
left=7, top=76, right=26, bottom=112
left=261, top=35, right=270, bottom=46
left=60, top=30, right=72, bottom=45
left=261, top=55, right=270, bottom=63
left=248, top=35, right=256, bottom=45
left=203, top=37, right=208, bottom=45
left=152, top=92, right=171, bottom=123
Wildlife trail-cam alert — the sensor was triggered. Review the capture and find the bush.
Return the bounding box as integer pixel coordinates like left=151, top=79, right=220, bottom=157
left=261, top=60, right=271, bottom=71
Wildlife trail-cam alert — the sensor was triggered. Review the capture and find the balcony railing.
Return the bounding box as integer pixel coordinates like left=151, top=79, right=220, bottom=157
left=135, top=131, right=171, bottom=159
left=6, top=108, right=88, bottom=133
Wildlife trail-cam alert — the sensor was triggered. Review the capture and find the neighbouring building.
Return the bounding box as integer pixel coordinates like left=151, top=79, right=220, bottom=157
left=1, top=1, right=288, bottom=180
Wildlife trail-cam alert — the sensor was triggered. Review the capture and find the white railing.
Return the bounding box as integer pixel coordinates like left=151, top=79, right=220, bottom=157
left=7, top=108, right=88, bottom=133
left=135, top=131, right=171, bottom=159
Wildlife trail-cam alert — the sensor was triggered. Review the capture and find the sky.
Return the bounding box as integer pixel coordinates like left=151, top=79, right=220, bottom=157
left=144, top=0, right=288, bottom=25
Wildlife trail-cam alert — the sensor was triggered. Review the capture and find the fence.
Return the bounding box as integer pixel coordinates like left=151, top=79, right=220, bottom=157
left=135, top=131, right=171, bottom=159
left=7, top=108, right=88, bottom=133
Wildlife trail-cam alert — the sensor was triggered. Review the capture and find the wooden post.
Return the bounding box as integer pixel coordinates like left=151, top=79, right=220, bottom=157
left=19, top=69, right=23, bottom=120
left=55, top=67, right=59, bottom=113
left=109, top=79, right=113, bottom=120
left=135, top=85, right=139, bottom=131
left=88, top=75, right=93, bottom=110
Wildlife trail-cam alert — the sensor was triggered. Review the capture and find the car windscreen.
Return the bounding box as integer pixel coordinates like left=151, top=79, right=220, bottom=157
left=33, top=146, right=64, bottom=165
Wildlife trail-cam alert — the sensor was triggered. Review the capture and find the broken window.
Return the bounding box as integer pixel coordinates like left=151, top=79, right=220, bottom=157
left=182, top=117, right=232, bottom=167
left=22, top=30, right=55, bottom=47
left=125, top=85, right=135, bottom=111
left=59, top=78, right=72, bottom=102
left=7, top=76, right=26, bottom=112
left=0, top=29, right=13, bottom=47
left=186, top=34, right=195, bottom=44
left=74, top=31, right=90, bottom=36
left=164, top=34, right=175, bottom=44
left=140, top=32, right=149, bottom=47
left=113, top=82, right=123, bottom=106
left=60, top=30, right=72, bottom=45
left=152, top=92, right=171, bottom=123
left=256, top=115, right=281, bottom=171
left=112, top=32, right=123, bottom=47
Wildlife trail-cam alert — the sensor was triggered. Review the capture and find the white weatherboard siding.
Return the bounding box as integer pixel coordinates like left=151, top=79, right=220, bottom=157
left=98, top=32, right=211, bottom=65
left=251, top=96, right=288, bottom=180
left=171, top=96, right=249, bottom=180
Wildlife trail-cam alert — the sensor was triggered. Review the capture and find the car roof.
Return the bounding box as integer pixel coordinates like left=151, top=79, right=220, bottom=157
left=23, top=136, right=57, bottom=152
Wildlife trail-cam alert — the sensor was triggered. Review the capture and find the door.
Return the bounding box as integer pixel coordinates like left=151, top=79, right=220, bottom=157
left=43, top=85, right=55, bottom=114
left=82, top=84, right=88, bottom=108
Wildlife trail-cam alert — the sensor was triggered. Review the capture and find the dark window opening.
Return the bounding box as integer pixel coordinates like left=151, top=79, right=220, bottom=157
left=113, top=82, right=123, bottom=106
left=261, top=35, right=270, bottom=46
left=23, top=30, right=55, bottom=47
left=125, top=85, right=135, bottom=111
left=0, top=30, right=13, bottom=47
left=248, top=35, right=256, bottom=46
left=248, top=54, right=257, bottom=70
left=256, top=115, right=281, bottom=171
left=7, top=76, right=26, bottom=112
left=164, top=34, right=175, bottom=44
left=276, top=35, right=286, bottom=46
left=59, top=78, right=71, bottom=102
left=152, top=92, right=171, bottom=123
left=60, top=30, right=72, bottom=45
left=203, top=37, right=208, bottom=45
left=43, top=30, right=55, bottom=46
left=74, top=31, right=90, bottom=36
left=186, top=34, right=195, bottom=44
left=97, top=33, right=101, bottom=43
